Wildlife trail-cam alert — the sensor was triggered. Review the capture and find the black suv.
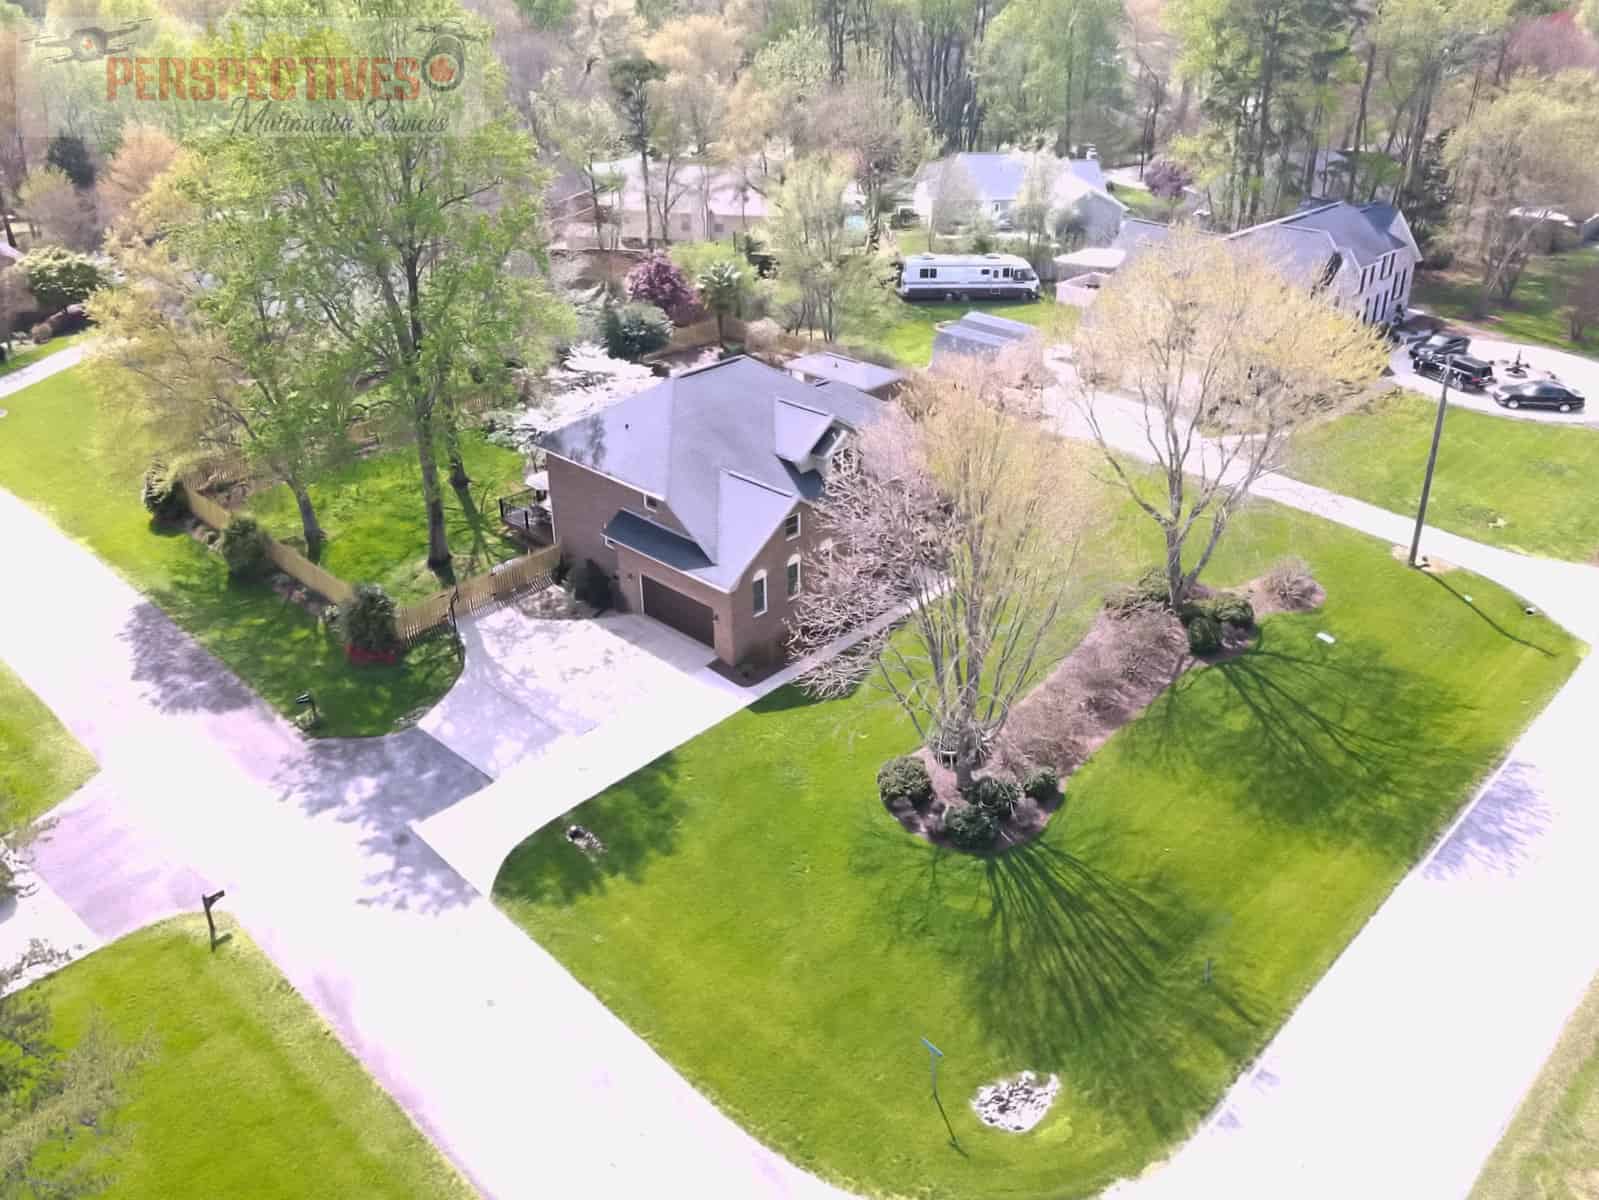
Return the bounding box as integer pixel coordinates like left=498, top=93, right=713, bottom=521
left=1409, top=332, right=1471, bottom=366
left=1416, top=353, right=1494, bottom=391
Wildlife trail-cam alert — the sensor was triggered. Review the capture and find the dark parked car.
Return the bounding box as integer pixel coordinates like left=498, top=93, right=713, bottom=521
left=1409, top=332, right=1471, bottom=363
left=1416, top=353, right=1495, bottom=391
left=1493, top=380, right=1587, bottom=413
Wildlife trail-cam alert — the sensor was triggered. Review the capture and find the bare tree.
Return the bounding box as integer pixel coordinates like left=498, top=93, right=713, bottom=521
left=925, top=157, right=980, bottom=251
left=789, top=351, right=1089, bottom=788
left=1069, top=228, right=1389, bottom=607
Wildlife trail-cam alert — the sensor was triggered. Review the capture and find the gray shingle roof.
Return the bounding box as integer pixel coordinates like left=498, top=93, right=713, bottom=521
left=1112, top=218, right=1172, bottom=254
left=786, top=352, right=905, bottom=393
left=541, top=355, right=880, bottom=591
left=931, top=310, right=1038, bottom=363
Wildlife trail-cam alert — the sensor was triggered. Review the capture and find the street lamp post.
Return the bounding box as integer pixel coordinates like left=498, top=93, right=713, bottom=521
left=1407, top=367, right=1452, bottom=568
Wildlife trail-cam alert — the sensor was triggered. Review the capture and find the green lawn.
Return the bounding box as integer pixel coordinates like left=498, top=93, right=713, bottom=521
left=1290, top=390, right=1599, bottom=563
left=871, top=297, right=1070, bottom=368
left=0, top=659, right=96, bottom=829
left=247, top=434, right=529, bottom=603
left=1414, top=246, right=1599, bottom=357
left=0, top=331, right=88, bottom=379
left=494, top=498, right=1579, bottom=1199
left=31, top=916, right=472, bottom=1199
left=1108, top=184, right=1170, bottom=222
left=1470, top=969, right=1599, bottom=1200
left=0, top=369, right=461, bottom=737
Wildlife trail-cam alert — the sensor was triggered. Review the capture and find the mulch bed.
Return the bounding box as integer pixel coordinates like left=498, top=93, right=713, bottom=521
left=884, top=568, right=1326, bottom=852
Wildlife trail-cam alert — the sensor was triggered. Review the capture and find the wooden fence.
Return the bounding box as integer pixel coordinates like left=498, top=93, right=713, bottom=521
left=182, top=474, right=563, bottom=636
left=394, top=542, right=562, bottom=643
left=180, top=478, right=356, bottom=605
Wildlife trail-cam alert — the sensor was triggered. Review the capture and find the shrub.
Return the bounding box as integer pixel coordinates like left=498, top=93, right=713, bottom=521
left=1023, top=766, right=1060, bottom=803
left=877, top=755, right=933, bottom=808
left=945, top=802, right=998, bottom=851
left=567, top=558, right=613, bottom=612
left=1144, top=157, right=1194, bottom=202
left=1211, top=593, right=1255, bottom=628
left=625, top=253, right=696, bottom=319
left=19, top=245, right=105, bottom=313
left=340, top=584, right=399, bottom=653
left=1265, top=556, right=1319, bottom=609
left=602, top=303, right=672, bottom=361
left=551, top=554, right=572, bottom=587
left=1185, top=610, right=1223, bottom=655
left=967, top=775, right=1020, bottom=818
left=29, top=321, right=52, bottom=343
left=140, top=461, right=186, bottom=522
left=1107, top=567, right=1171, bottom=614
left=219, top=515, right=270, bottom=579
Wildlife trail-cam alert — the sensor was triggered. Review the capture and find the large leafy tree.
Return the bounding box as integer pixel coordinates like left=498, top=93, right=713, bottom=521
left=187, top=0, right=571, bottom=574
left=608, top=54, right=665, bottom=246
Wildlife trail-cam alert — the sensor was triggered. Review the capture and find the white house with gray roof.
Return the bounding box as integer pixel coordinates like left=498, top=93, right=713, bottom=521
left=1059, top=201, right=1420, bottom=324
left=536, top=355, right=882, bottom=666
left=911, top=152, right=1127, bottom=246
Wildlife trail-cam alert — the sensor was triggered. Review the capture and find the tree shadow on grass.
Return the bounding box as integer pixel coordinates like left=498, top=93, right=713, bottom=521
left=857, top=826, right=1268, bottom=1146
left=1142, top=628, right=1461, bottom=860
left=492, top=750, right=686, bottom=908
left=1422, top=572, right=1558, bottom=657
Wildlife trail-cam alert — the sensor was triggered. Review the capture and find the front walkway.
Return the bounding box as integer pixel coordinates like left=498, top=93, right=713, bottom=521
left=0, top=342, right=89, bottom=401
left=0, top=483, right=843, bottom=1200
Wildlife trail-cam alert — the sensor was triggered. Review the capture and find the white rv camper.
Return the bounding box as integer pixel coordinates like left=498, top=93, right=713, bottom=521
left=896, top=253, right=1040, bottom=302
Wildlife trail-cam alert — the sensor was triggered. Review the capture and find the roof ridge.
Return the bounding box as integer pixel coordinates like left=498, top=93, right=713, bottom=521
left=774, top=394, right=833, bottom=418
left=722, top=467, right=793, bottom=499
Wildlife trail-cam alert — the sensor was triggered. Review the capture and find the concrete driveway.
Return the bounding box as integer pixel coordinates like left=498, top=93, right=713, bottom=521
left=1389, top=337, right=1599, bottom=427
left=418, top=601, right=724, bottom=779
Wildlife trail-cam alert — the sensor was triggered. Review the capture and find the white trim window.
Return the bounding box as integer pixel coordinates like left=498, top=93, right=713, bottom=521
left=785, top=553, right=801, bottom=598
left=752, top=570, right=768, bottom=616
left=602, top=534, right=616, bottom=550
left=784, top=511, right=801, bottom=540
left=643, top=494, right=660, bottom=512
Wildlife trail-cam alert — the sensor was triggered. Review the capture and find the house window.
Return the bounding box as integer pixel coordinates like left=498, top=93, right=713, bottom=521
left=786, top=554, right=802, bottom=598
left=752, top=570, right=768, bottom=616
left=713, top=219, right=725, bottom=234
left=784, top=511, right=801, bottom=540
left=602, top=534, right=616, bottom=549
left=643, top=494, right=659, bottom=512
left=678, top=213, right=690, bottom=232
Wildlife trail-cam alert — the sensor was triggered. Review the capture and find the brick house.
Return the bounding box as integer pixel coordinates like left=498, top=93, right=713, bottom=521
left=537, top=355, right=882, bottom=667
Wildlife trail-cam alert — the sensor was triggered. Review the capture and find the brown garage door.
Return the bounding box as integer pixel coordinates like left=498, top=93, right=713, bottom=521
left=641, top=575, right=715, bottom=647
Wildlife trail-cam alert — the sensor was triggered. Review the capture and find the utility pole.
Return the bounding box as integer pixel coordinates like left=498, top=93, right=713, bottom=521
left=1408, top=368, right=1451, bottom=568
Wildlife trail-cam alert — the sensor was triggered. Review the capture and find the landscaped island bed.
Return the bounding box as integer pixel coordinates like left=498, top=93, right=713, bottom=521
left=1291, top=390, right=1599, bottom=563
left=494, top=501, right=1580, bottom=1199
left=32, top=917, right=472, bottom=1199
left=0, top=658, right=97, bottom=828
left=0, top=368, right=460, bottom=736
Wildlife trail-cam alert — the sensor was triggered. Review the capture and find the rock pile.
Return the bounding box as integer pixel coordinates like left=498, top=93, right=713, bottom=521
left=971, top=1071, right=1060, bottom=1133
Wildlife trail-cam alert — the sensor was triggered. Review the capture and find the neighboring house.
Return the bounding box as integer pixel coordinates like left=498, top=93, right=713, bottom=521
left=1073, top=202, right=1421, bottom=325
left=560, top=158, right=772, bottom=248
left=931, top=310, right=1038, bottom=364
left=1507, top=207, right=1599, bottom=252
left=911, top=152, right=1127, bottom=246
left=785, top=352, right=905, bottom=398
left=537, top=355, right=881, bottom=667
left=1228, top=200, right=1421, bottom=326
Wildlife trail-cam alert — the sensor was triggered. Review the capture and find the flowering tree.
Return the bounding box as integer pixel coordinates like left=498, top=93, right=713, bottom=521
left=1143, top=158, right=1192, bottom=216
left=789, top=350, right=1088, bottom=788
left=625, top=252, right=696, bottom=322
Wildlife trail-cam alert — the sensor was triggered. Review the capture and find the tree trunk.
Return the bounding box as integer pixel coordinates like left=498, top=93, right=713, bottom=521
left=290, top=480, right=326, bottom=560
left=1347, top=41, right=1377, bottom=200
left=415, top=411, right=453, bottom=572
left=1164, top=523, right=1186, bottom=607
left=714, top=309, right=726, bottom=346
left=639, top=150, right=653, bottom=246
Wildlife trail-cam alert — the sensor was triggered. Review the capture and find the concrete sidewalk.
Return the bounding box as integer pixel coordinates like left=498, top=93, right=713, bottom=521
left=0, top=343, right=89, bottom=400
